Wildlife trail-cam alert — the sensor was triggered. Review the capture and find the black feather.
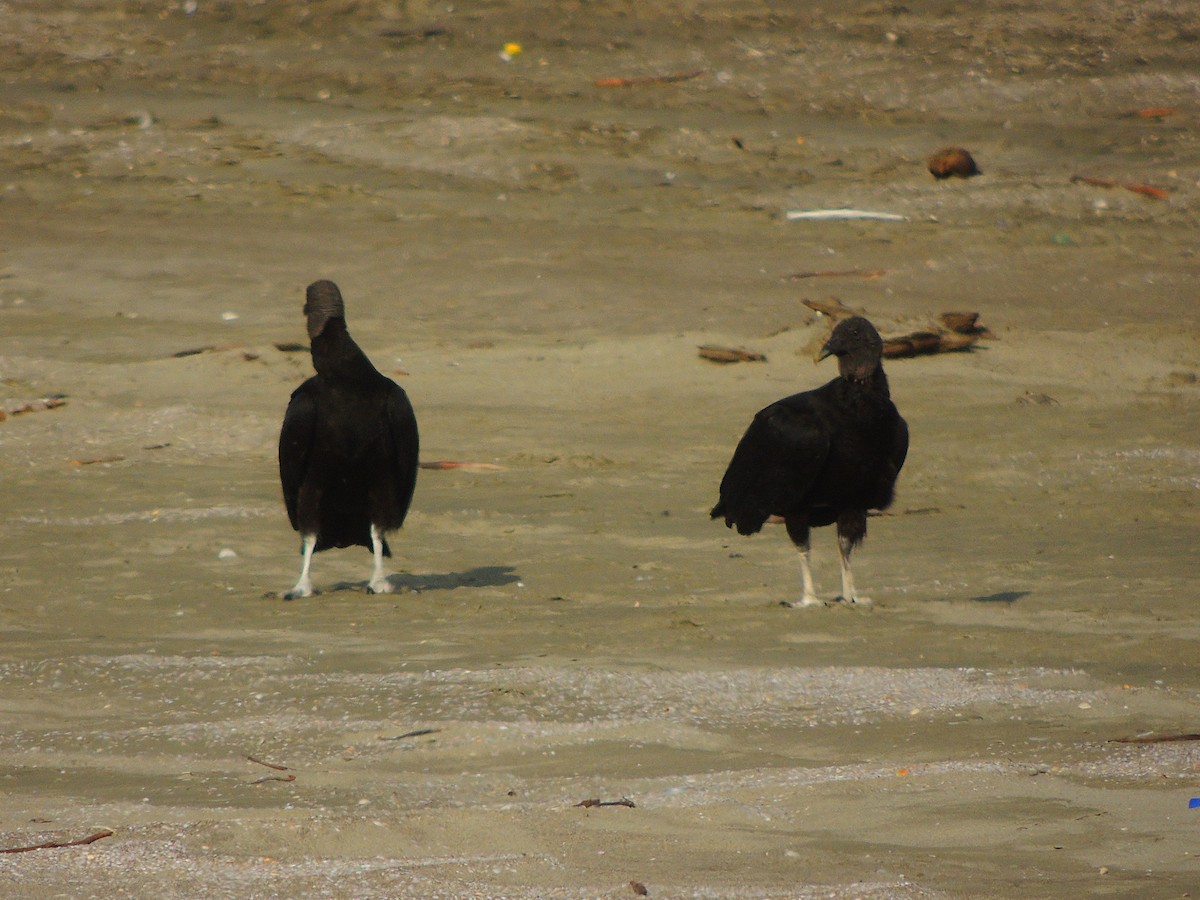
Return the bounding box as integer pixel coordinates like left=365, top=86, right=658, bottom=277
left=279, top=280, right=419, bottom=555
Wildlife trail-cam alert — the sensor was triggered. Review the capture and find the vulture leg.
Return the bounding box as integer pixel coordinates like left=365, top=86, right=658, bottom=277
left=285, top=534, right=317, bottom=600
left=835, top=512, right=869, bottom=605
left=785, top=517, right=822, bottom=608
left=367, top=524, right=393, bottom=594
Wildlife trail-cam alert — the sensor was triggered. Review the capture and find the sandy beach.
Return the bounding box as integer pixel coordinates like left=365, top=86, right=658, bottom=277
left=2, top=1, right=1199, bottom=896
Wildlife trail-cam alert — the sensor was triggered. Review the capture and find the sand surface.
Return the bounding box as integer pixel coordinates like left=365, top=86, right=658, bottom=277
left=2, top=1, right=1199, bottom=897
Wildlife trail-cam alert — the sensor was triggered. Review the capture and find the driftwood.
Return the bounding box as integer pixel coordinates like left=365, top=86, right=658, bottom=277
left=938, top=311, right=994, bottom=337
left=5, top=397, right=67, bottom=418
left=883, top=331, right=978, bottom=359
left=697, top=345, right=767, bottom=364
left=881, top=311, right=995, bottom=359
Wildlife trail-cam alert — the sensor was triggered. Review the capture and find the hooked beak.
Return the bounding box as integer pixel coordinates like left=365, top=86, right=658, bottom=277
left=817, top=337, right=839, bottom=362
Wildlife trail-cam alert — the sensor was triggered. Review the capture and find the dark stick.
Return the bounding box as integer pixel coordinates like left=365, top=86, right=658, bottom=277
left=1, top=830, right=114, bottom=854
left=378, top=728, right=441, bottom=741
left=246, top=754, right=290, bottom=771
left=1111, top=733, right=1200, bottom=744
left=250, top=774, right=297, bottom=785
left=574, top=797, right=636, bottom=808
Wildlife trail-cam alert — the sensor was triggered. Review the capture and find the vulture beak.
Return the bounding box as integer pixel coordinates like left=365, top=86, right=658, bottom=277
left=817, top=334, right=840, bottom=362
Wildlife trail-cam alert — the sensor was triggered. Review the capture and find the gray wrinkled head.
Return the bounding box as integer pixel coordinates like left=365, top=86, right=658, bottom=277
left=304, top=280, right=345, bottom=340
left=817, top=315, right=884, bottom=381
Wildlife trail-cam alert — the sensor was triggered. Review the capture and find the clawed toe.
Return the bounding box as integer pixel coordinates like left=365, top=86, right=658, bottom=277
left=782, top=596, right=826, bottom=609
left=834, top=595, right=873, bottom=606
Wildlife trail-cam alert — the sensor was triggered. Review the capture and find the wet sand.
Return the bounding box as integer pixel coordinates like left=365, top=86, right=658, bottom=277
left=2, top=2, right=1199, bottom=896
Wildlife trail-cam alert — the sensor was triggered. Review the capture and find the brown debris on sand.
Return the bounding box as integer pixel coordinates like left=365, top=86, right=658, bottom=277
left=785, top=269, right=887, bottom=281
left=880, top=311, right=995, bottom=359
left=883, top=330, right=978, bottom=359
left=1111, top=732, right=1200, bottom=744
left=594, top=69, right=704, bottom=88
left=4, top=397, right=67, bottom=419
left=698, top=345, right=767, bottom=364
left=927, top=147, right=981, bottom=179
left=1070, top=174, right=1170, bottom=200
left=575, top=797, right=636, bottom=808
left=1, top=829, right=114, bottom=854
left=938, top=311, right=994, bottom=338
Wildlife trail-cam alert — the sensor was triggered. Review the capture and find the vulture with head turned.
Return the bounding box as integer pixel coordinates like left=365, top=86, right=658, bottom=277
left=712, top=316, right=908, bottom=606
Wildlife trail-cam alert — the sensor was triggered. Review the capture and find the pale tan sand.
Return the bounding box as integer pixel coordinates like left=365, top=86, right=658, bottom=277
left=1, top=2, right=1199, bottom=897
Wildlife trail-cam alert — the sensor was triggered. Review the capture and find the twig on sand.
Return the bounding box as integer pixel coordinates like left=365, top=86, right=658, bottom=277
left=594, top=69, right=704, bottom=88
left=1124, top=106, right=1177, bottom=119
left=1070, top=174, right=1170, bottom=200
left=574, top=797, right=636, bottom=808
left=69, top=456, right=126, bottom=467
left=1, top=830, right=114, bottom=854
left=1111, top=732, right=1200, bottom=744
left=249, top=773, right=296, bottom=785
left=5, top=397, right=68, bottom=417
left=697, top=345, right=767, bottom=364
left=172, top=343, right=243, bottom=358
left=246, top=754, right=290, bottom=771
left=786, top=269, right=887, bottom=281
left=379, top=728, right=441, bottom=741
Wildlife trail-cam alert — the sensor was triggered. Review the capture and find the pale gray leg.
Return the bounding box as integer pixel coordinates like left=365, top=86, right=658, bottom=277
left=285, top=533, right=317, bottom=600
left=836, top=532, right=870, bottom=605
left=367, top=524, right=393, bottom=594
left=790, top=540, right=823, bottom=608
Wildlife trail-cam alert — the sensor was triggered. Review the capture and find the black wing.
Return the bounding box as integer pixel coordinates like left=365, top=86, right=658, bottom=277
left=383, top=382, right=419, bottom=528
left=712, top=399, right=831, bottom=535
left=889, top=413, right=909, bottom=482
left=278, top=383, right=317, bottom=531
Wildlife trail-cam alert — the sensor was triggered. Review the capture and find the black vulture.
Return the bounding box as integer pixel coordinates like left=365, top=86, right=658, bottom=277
left=278, top=280, right=419, bottom=599
left=711, top=316, right=908, bottom=606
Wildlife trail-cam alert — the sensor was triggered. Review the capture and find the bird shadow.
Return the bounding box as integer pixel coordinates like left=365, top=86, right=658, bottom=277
left=331, top=565, right=521, bottom=595
left=971, top=590, right=1030, bottom=605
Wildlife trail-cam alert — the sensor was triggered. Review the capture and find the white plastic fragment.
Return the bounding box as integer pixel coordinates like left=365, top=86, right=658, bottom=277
left=786, top=208, right=909, bottom=222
